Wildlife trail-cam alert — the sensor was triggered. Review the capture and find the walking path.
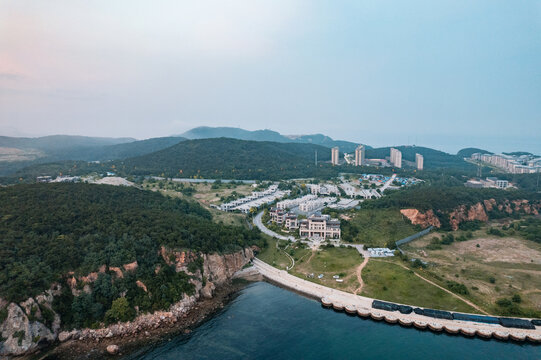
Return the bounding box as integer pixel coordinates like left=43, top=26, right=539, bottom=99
left=375, top=260, right=489, bottom=315
left=353, top=256, right=370, bottom=295
left=252, top=258, right=541, bottom=342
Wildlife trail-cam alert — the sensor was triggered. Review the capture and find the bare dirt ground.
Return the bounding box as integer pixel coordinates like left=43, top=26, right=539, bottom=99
left=354, top=256, right=369, bottom=295
left=94, top=176, right=136, bottom=187
left=453, top=237, right=541, bottom=264
left=0, top=147, right=43, bottom=162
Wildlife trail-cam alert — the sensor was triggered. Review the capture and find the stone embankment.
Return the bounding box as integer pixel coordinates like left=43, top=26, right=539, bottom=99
left=253, top=258, right=541, bottom=343
left=0, top=248, right=255, bottom=358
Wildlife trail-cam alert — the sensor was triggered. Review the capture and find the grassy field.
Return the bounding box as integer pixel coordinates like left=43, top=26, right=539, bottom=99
left=291, top=247, right=363, bottom=292
left=256, top=238, right=292, bottom=270
left=341, top=208, right=419, bottom=247
left=362, top=260, right=476, bottom=313
left=402, top=230, right=541, bottom=317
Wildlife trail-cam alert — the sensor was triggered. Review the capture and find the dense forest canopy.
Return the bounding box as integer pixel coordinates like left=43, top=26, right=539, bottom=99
left=366, top=184, right=541, bottom=212
left=0, top=183, right=264, bottom=304
left=115, top=138, right=336, bottom=180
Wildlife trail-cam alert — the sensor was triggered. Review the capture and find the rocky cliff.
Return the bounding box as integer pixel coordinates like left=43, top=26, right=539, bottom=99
left=401, top=198, right=540, bottom=231
left=0, top=248, right=254, bottom=358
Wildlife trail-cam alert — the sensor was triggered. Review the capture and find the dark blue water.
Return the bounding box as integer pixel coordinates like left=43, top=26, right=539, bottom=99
left=124, top=282, right=540, bottom=360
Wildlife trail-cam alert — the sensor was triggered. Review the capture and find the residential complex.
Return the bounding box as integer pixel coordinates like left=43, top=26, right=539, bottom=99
left=307, top=184, right=339, bottom=196
left=390, top=148, right=402, bottom=168
left=298, top=197, right=336, bottom=212
left=276, top=194, right=317, bottom=210
left=355, top=145, right=365, bottom=166
left=299, top=213, right=341, bottom=239
left=220, top=185, right=289, bottom=213
left=471, top=153, right=541, bottom=174
left=331, top=147, right=340, bottom=165
left=415, top=153, right=424, bottom=170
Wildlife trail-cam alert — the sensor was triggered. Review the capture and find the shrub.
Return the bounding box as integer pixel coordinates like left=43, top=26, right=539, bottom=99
left=512, top=294, right=522, bottom=303
left=105, top=297, right=135, bottom=324
left=446, top=281, right=469, bottom=295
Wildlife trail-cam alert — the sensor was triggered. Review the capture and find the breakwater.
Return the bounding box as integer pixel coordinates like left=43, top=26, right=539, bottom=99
left=253, top=259, right=541, bottom=343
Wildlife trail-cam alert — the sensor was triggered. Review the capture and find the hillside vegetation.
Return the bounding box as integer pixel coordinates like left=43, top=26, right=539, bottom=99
left=368, top=185, right=540, bottom=212
left=119, top=138, right=336, bottom=180
left=0, top=183, right=264, bottom=326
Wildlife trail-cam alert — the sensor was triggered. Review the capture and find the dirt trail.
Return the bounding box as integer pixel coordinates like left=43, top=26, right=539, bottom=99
left=375, top=260, right=490, bottom=315
left=354, top=256, right=370, bottom=295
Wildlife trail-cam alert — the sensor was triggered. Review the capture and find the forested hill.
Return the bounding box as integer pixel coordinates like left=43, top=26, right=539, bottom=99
left=118, top=138, right=336, bottom=180
left=0, top=183, right=264, bottom=304
left=366, top=146, right=472, bottom=169
left=368, top=185, right=540, bottom=212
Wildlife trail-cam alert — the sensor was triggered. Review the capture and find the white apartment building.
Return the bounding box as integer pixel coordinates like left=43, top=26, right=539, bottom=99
left=390, top=148, right=402, bottom=168
left=331, top=147, right=340, bottom=165
left=355, top=145, right=365, bottom=166
left=415, top=153, right=424, bottom=170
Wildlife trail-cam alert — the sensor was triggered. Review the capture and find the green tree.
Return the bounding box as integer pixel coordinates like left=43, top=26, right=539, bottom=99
left=105, top=297, right=135, bottom=323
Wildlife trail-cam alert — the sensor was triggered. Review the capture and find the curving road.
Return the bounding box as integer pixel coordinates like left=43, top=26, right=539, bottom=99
left=254, top=211, right=296, bottom=242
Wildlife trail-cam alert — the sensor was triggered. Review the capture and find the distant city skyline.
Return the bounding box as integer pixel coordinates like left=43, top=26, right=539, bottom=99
left=1, top=1, right=540, bottom=154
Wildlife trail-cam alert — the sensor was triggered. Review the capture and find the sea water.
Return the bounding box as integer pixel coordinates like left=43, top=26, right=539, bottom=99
left=123, top=282, right=541, bottom=360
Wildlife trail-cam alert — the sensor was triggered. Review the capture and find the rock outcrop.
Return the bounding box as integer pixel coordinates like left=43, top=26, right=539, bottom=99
left=400, top=209, right=441, bottom=228
left=0, top=248, right=253, bottom=357
left=203, top=248, right=254, bottom=285
left=0, top=288, right=61, bottom=357
left=401, top=199, right=540, bottom=231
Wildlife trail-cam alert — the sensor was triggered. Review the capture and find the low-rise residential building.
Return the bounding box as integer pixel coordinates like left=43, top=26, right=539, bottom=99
left=465, top=177, right=511, bottom=189
left=285, top=213, right=299, bottom=230
left=307, top=184, right=339, bottom=196
left=270, top=208, right=298, bottom=230
left=471, top=153, right=541, bottom=174
left=299, top=213, right=340, bottom=239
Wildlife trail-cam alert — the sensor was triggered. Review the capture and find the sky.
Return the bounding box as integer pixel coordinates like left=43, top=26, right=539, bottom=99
left=1, top=1, right=540, bottom=153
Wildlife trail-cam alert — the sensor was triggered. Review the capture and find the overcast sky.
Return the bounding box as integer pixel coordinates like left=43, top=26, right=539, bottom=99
left=1, top=1, right=540, bottom=153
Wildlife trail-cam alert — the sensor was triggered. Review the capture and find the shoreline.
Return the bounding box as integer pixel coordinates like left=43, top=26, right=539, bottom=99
left=29, top=279, right=252, bottom=360
left=252, top=259, right=541, bottom=343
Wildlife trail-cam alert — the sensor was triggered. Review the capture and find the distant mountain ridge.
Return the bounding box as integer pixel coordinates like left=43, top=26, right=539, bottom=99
left=0, top=135, right=135, bottom=152
left=0, top=135, right=186, bottom=176
left=179, top=126, right=364, bottom=153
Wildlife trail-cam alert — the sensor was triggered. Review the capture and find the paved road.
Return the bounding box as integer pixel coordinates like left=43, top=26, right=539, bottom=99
left=380, top=173, right=397, bottom=193
left=254, top=211, right=296, bottom=242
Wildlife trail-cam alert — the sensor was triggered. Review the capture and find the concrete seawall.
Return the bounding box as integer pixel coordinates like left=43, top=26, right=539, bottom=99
left=253, top=259, right=541, bottom=343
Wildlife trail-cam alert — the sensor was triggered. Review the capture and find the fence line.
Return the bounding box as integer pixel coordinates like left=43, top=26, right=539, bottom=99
left=395, top=226, right=434, bottom=248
